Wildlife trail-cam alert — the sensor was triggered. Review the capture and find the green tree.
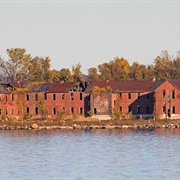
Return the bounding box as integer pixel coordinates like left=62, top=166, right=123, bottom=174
left=98, top=63, right=113, bottom=81
left=72, top=63, right=82, bottom=82
left=87, top=67, right=99, bottom=82
left=129, top=62, right=147, bottom=80
left=28, top=56, right=51, bottom=82
left=153, top=50, right=173, bottom=80
left=59, top=68, right=73, bottom=82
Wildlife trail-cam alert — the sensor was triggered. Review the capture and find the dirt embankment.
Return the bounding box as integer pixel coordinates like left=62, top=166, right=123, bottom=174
left=0, top=117, right=180, bottom=130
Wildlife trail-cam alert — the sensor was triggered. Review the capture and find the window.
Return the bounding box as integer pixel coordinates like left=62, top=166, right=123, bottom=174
left=53, top=108, right=56, bottom=115
left=114, top=100, right=116, bottom=105
left=12, top=108, right=14, bottom=115
left=0, top=109, right=2, bottom=115
left=146, top=106, right=149, bottom=114
left=137, top=92, right=140, bottom=99
left=137, top=106, right=140, bottom=114
left=35, top=94, right=38, bottom=101
left=172, top=90, right=175, bottom=99
left=53, top=94, right=56, bottom=101
left=94, top=108, right=97, bottom=115
left=26, top=93, right=29, bottom=101
left=119, top=93, right=122, bottom=98
left=71, top=107, right=74, bottom=114
left=6, top=95, right=8, bottom=101
left=162, top=90, right=166, bottom=99
left=0, top=95, right=1, bottom=101
left=162, top=106, right=166, bottom=113
left=44, top=93, right=47, bottom=100
left=62, top=107, right=65, bottom=111
left=80, top=93, right=82, bottom=100
left=128, top=93, right=131, bottom=99
left=62, top=93, right=65, bottom=100
left=6, top=108, right=8, bottom=115
left=128, top=106, right=131, bottom=113
left=172, top=106, right=175, bottom=114
left=71, top=93, right=74, bottom=100
left=26, top=107, right=29, bottom=114
left=79, top=107, right=83, bottom=115
left=146, top=93, right=149, bottom=99
left=120, top=106, right=122, bottom=112
left=35, top=107, right=38, bottom=115
left=12, top=94, right=14, bottom=101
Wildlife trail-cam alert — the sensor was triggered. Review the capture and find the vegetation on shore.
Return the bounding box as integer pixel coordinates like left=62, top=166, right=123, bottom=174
left=0, top=115, right=180, bottom=130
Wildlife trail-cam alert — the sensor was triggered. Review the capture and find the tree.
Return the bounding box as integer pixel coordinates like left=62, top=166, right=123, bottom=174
left=98, top=57, right=130, bottom=81
left=28, top=56, right=51, bottom=82
left=111, top=57, right=130, bottom=80
left=72, top=63, right=82, bottom=82
left=0, top=48, right=32, bottom=82
left=87, top=67, right=99, bottom=82
left=98, top=63, right=113, bottom=81
left=59, top=68, right=73, bottom=82
left=129, top=62, right=147, bottom=80
left=153, top=50, right=173, bottom=80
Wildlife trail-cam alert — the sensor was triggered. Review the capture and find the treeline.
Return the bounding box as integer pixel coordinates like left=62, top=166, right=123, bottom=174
left=0, top=48, right=180, bottom=83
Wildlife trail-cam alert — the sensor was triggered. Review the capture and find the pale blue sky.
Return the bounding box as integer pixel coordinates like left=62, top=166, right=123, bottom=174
left=0, top=1, right=180, bottom=74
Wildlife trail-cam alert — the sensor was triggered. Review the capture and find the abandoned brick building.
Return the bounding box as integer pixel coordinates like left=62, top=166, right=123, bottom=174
left=0, top=79, right=179, bottom=120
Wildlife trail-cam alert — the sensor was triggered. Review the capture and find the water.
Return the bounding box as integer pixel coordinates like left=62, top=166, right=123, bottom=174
left=0, top=129, right=180, bottom=180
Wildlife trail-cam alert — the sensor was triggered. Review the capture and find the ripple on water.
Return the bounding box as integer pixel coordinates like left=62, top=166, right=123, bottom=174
left=0, top=129, right=180, bottom=180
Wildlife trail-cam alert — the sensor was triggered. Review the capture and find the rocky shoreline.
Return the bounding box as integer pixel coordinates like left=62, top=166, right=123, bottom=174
left=0, top=122, right=180, bottom=130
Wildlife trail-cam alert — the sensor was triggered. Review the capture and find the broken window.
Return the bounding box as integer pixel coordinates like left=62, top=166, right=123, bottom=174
left=53, top=94, right=56, bottom=101
left=71, top=93, right=74, bottom=100
left=35, top=94, right=38, bottom=101
left=128, top=93, right=131, bottom=99
left=172, top=90, right=175, bottom=99
left=53, top=108, right=56, bottom=115
left=172, top=106, right=175, bottom=114
left=80, top=93, right=82, bottom=100
left=71, top=107, right=74, bottom=114
left=12, top=94, right=14, bottom=101
left=162, top=90, right=166, bottom=99
left=44, top=93, right=47, bottom=100
left=26, top=93, right=29, bottom=101
left=79, top=107, right=83, bottom=115
left=128, top=106, right=131, bottom=113
left=35, top=107, right=38, bottom=115
left=62, top=93, right=65, bottom=100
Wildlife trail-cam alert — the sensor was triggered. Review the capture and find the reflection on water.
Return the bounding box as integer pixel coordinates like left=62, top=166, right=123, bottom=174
left=0, top=129, right=180, bottom=180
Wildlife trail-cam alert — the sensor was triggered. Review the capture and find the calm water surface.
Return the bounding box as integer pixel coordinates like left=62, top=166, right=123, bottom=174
left=0, top=129, right=180, bottom=180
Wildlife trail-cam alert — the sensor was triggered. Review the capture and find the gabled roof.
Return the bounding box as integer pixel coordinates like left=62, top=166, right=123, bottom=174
left=47, top=82, right=76, bottom=93
left=29, top=83, right=52, bottom=92
left=87, top=80, right=157, bottom=92
left=168, top=79, right=180, bottom=90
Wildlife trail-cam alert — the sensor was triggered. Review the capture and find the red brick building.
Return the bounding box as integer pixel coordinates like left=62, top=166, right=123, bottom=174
left=0, top=80, right=179, bottom=120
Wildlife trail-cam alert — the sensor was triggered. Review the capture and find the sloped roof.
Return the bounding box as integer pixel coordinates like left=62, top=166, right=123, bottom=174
left=148, top=80, right=165, bottom=91
left=168, top=79, right=180, bottom=90
left=47, top=82, right=76, bottom=93
left=0, top=84, right=9, bottom=94
left=87, top=80, right=157, bottom=92
left=11, top=81, right=26, bottom=88
left=29, top=83, right=52, bottom=92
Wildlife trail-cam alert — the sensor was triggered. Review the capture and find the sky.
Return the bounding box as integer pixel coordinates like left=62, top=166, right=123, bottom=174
left=0, top=1, right=180, bottom=74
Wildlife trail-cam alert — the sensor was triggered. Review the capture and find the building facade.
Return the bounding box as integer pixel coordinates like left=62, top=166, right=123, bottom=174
left=0, top=80, right=179, bottom=120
